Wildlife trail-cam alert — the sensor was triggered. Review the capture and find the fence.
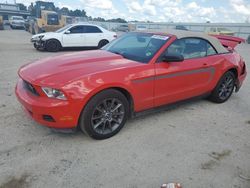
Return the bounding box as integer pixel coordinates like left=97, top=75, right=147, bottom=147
left=90, top=21, right=250, bottom=40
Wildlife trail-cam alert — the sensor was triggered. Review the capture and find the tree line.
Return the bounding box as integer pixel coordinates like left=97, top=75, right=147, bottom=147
left=17, top=3, right=127, bottom=23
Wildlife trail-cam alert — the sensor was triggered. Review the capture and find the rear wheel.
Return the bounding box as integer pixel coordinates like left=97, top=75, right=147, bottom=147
left=98, top=39, right=109, bottom=48
left=209, top=71, right=236, bottom=103
left=79, top=89, right=129, bottom=140
left=45, top=39, right=61, bottom=52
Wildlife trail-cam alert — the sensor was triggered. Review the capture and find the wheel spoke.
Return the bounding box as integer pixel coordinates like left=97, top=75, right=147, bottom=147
left=92, top=114, right=103, bottom=120
left=112, top=118, right=120, bottom=124
left=107, top=121, right=112, bottom=131
left=112, top=111, right=124, bottom=116
left=226, top=78, right=233, bottom=86
left=102, top=100, right=108, bottom=111
left=219, top=90, right=224, bottom=98
left=96, top=106, right=103, bottom=113
left=102, top=121, right=106, bottom=133
left=110, top=99, right=115, bottom=110
left=111, top=103, right=122, bottom=112
left=93, top=119, right=104, bottom=129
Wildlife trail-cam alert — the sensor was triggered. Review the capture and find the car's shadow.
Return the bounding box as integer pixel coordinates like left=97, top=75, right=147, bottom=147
left=61, top=47, right=98, bottom=52
left=35, top=47, right=98, bottom=53
left=49, top=97, right=210, bottom=139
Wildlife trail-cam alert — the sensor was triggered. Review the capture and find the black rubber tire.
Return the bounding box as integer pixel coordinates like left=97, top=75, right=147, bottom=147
left=98, top=39, right=109, bottom=48
left=33, top=43, right=38, bottom=49
left=45, top=39, right=61, bottom=52
left=209, top=71, right=236, bottom=103
left=79, top=89, right=129, bottom=140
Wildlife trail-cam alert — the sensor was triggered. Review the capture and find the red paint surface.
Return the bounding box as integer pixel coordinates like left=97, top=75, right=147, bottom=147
left=15, top=34, right=247, bottom=129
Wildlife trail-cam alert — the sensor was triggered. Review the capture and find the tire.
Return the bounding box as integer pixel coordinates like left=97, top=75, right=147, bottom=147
left=45, top=39, right=61, bottom=52
left=79, top=89, right=129, bottom=140
left=98, top=39, right=109, bottom=48
left=33, top=43, right=37, bottom=49
left=209, top=71, right=236, bottom=103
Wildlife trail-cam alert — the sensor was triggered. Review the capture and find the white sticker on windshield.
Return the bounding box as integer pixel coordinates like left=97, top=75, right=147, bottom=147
left=151, top=35, right=169, bottom=40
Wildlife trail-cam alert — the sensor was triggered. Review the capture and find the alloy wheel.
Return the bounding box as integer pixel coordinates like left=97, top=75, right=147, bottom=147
left=218, top=74, right=234, bottom=100
left=91, top=98, right=125, bottom=135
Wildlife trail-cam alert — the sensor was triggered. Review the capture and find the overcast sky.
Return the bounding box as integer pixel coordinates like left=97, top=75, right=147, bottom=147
left=4, top=0, right=250, bottom=22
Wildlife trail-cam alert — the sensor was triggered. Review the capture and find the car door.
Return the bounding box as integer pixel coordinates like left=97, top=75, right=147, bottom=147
left=62, top=25, right=86, bottom=47
left=154, top=37, right=218, bottom=107
left=83, top=25, right=103, bottom=46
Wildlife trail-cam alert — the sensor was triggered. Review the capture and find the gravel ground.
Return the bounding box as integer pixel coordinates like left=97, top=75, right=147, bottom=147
left=0, top=29, right=249, bottom=188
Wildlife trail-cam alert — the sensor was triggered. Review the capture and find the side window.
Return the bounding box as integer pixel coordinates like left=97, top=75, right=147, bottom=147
left=84, top=26, right=102, bottom=33
left=69, top=26, right=84, bottom=34
left=166, top=38, right=217, bottom=59
left=206, top=43, right=217, bottom=56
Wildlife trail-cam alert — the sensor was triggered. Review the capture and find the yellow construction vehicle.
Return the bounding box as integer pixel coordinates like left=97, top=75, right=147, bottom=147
left=32, top=1, right=63, bottom=34
left=61, top=15, right=73, bottom=27
left=0, top=15, right=4, bottom=30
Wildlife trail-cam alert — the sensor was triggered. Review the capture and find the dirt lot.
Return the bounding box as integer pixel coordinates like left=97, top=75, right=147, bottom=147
left=0, top=29, right=250, bottom=188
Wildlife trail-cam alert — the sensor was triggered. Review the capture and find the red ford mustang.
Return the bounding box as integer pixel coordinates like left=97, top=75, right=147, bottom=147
left=16, top=31, right=247, bottom=139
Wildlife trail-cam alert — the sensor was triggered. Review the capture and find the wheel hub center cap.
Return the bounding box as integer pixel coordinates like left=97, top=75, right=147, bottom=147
left=104, top=112, right=112, bottom=121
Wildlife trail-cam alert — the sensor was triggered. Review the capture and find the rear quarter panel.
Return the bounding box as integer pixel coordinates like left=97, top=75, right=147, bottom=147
left=209, top=52, right=242, bottom=90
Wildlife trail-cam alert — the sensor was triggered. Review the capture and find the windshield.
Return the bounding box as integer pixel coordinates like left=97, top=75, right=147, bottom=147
left=102, top=33, right=169, bottom=63
left=55, top=24, right=72, bottom=33
left=47, top=14, right=59, bottom=25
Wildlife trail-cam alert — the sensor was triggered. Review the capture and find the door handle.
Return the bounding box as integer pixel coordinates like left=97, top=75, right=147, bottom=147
left=203, top=63, right=208, bottom=66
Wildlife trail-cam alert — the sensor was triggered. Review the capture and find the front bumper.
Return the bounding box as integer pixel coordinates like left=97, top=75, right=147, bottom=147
left=11, top=23, right=25, bottom=28
left=31, top=39, right=46, bottom=50
left=15, top=79, right=78, bottom=129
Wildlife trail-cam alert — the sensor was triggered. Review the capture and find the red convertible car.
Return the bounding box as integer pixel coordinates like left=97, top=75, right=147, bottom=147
left=16, top=30, right=247, bottom=139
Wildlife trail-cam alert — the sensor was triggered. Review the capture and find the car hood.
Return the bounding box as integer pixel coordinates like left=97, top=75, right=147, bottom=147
left=19, top=50, right=141, bottom=87
left=31, top=32, right=58, bottom=40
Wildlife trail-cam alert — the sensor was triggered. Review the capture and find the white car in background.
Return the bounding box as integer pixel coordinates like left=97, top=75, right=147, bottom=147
left=9, top=16, right=25, bottom=29
left=31, top=23, right=117, bottom=52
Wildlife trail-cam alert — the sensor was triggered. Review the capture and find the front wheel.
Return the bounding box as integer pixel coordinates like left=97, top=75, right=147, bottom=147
left=79, top=89, right=129, bottom=139
left=209, top=71, right=236, bottom=103
left=45, top=39, right=61, bottom=52
left=98, top=40, right=109, bottom=48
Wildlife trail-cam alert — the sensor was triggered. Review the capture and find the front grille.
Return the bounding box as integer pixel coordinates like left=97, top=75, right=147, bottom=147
left=23, top=80, right=39, bottom=96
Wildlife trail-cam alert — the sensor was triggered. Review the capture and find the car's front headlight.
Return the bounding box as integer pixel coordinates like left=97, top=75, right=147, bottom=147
left=38, top=35, right=44, bottom=40
left=42, top=87, right=67, bottom=100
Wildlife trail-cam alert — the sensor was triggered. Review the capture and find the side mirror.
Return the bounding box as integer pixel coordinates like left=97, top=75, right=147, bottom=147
left=65, top=30, right=71, bottom=34
left=162, top=53, right=184, bottom=62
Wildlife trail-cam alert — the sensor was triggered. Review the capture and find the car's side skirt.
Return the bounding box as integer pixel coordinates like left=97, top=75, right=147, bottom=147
left=132, top=92, right=211, bottom=118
